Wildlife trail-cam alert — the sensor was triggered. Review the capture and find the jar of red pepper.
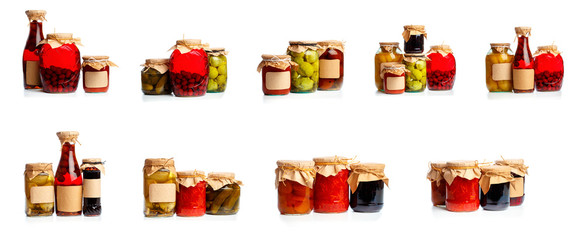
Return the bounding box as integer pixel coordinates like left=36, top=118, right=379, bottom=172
left=512, top=27, right=534, bottom=93
left=443, top=161, right=481, bottom=212
left=82, top=56, right=117, bottom=93
left=176, top=170, right=207, bottom=217
left=22, top=10, right=46, bottom=89
left=495, top=158, right=528, bottom=206
left=313, top=156, right=351, bottom=213
left=534, top=45, right=564, bottom=91
left=380, top=62, right=408, bottom=94
left=427, top=162, right=447, bottom=206
left=169, top=39, right=209, bottom=97
left=426, top=45, right=456, bottom=90
left=317, top=40, right=344, bottom=91
left=38, top=33, right=82, bottom=93
left=257, top=54, right=296, bottom=95
left=275, top=160, right=315, bottom=215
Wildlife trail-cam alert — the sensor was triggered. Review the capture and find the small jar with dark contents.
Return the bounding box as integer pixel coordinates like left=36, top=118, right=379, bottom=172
left=348, top=163, right=388, bottom=213
left=81, top=158, right=104, bottom=216
left=479, top=165, right=513, bottom=211
left=495, top=159, right=528, bottom=206
left=402, top=25, right=426, bottom=53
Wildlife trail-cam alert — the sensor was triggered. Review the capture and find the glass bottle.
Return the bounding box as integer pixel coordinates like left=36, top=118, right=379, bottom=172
left=348, top=163, right=388, bottom=213
left=276, top=160, right=315, bottom=215
left=169, top=39, right=209, bottom=97
left=22, top=10, right=46, bottom=89
left=81, top=158, right=104, bottom=216
left=485, top=43, right=514, bottom=92
left=24, top=163, right=54, bottom=216
left=205, top=48, right=228, bottom=93
left=317, top=40, right=344, bottom=91
left=374, top=42, right=404, bottom=91
left=141, top=58, right=171, bottom=95
left=512, top=27, right=534, bottom=93
left=54, top=131, right=82, bottom=216
left=287, top=41, right=320, bottom=93
left=534, top=45, right=564, bottom=91
left=258, top=54, right=294, bottom=95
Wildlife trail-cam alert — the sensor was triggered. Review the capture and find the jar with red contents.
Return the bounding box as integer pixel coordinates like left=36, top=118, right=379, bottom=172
left=257, top=54, right=296, bottom=95
left=169, top=39, right=209, bottom=97
left=38, top=33, right=82, bottom=93
left=495, top=159, right=528, bottom=206
left=534, top=45, right=564, bottom=91
left=443, top=161, right=481, bottom=212
left=317, top=41, right=344, bottom=91
left=176, top=170, right=207, bottom=217
left=312, top=156, right=351, bottom=213
left=82, top=56, right=117, bottom=93
left=512, top=27, right=534, bottom=93
left=22, top=10, right=46, bottom=89
left=380, top=63, right=407, bottom=94
left=427, top=162, right=447, bottom=206
left=54, top=131, right=83, bottom=216
left=426, top=45, right=456, bottom=90
left=275, top=160, right=315, bottom=215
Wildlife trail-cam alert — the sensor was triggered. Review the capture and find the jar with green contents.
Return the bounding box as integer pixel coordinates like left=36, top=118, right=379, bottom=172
left=205, top=48, right=228, bottom=93
left=403, top=54, right=427, bottom=92
left=24, top=163, right=54, bottom=216
left=206, top=172, right=242, bottom=215
left=141, top=59, right=171, bottom=95
left=287, top=41, right=320, bottom=93
left=143, top=158, right=177, bottom=217
left=375, top=42, right=404, bottom=91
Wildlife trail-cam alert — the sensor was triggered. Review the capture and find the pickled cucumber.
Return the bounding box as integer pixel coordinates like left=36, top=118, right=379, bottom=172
left=206, top=184, right=240, bottom=215
left=206, top=54, right=228, bottom=93
left=144, top=170, right=177, bottom=217
left=141, top=68, right=171, bottom=95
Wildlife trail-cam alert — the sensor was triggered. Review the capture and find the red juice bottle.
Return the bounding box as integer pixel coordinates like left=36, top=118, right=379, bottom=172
left=512, top=27, right=535, bottom=93
left=55, top=131, right=83, bottom=216
left=22, top=10, right=46, bottom=89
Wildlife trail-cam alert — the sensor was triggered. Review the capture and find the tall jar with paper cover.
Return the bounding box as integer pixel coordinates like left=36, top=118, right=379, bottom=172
left=313, top=156, right=351, bottom=213
left=55, top=131, right=83, bottom=216
left=486, top=43, right=514, bottom=92
left=206, top=172, right=242, bottom=215
left=24, top=163, right=54, bottom=216
left=287, top=41, right=321, bottom=93
left=495, top=159, right=528, bottom=206
left=427, top=162, right=447, bottom=206
left=143, top=158, right=177, bottom=217
left=317, top=41, right=344, bottom=91
left=276, top=160, right=315, bottom=215
left=479, top=165, right=513, bottom=211
left=205, top=48, right=228, bottom=93
left=82, top=56, right=117, bottom=93
left=443, top=161, right=481, bottom=212
left=81, top=158, right=104, bottom=216
left=348, top=163, right=389, bottom=213
left=22, top=10, right=46, bottom=89
left=38, top=33, right=82, bottom=93
left=512, top=27, right=534, bottom=93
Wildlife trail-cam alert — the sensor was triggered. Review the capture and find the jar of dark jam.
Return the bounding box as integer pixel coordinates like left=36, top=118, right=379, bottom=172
left=257, top=54, right=296, bottom=95
left=443, top=161, right=481, bottom=212
left=82, top=56, right=117, bottom=93
left=22, top=10, right=46, bottom=89
left=402, top=25, right=426, bottom=53
left=427, top=162, right=447, bottom=206
left=495, top=159, right=528, bottom=206
left=534, top=45, right=564, bottom=91
left=348, top=163, right=388, bottom=213
left=81, top=158, right=104, bottom=216
left=479, top=165, right=513, bottom=211
left=38, top=33, right=81, bottom=93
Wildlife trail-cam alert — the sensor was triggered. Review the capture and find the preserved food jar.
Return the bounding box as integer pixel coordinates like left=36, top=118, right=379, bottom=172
left=169, top=39, right=209, bottom=97
left=443, top=161, right=481, bottom=212
left=534, top=45, right=564, bottom=91
left=427, top=162, right=447, bottom=206
left=495, top=158, right=528, bottom=206
left=38, top=33, right=82, bottom=93
left=80, top=158, right=104, bottom=216
left=287, top=41, right=321, bottom=93
left=206, top=172, right=242, bottom=215
left=380, top=63, right=407, bottom=94
left=276, top=160, right=315, bottom=215
left=317, top=41, right=344, bottom=91
left=402, top=25, right=426, bottom=53
left=82, top=56, right=117, bottom=93
left=374, top=42, right=404, bottom=91
left=22, top=10, right=46, bottom=89
left=141, top=58, right=171, bottom=95
left=479, top=165, right=513, bottom=211
left=426, top=45, right=456, bottom=90
left=205, top=48, right=228, bottom=93
left=403, top=54, right=427, bottom=92
left=143, top=158, right=177, bottom=217
left=513, top=27, right=534, bottom=93
left=257, top=54, right=296, bottom=95
left=486, top=43, right=514, bottom=92
left=348, top=163, right=388, bottom=213
left=55, top=131, right=82, bottom=216
left=176, top=170, right=207, bottom=217
left=313, top=156, right=350, bottom=213
left=24, top=163, right=54, bottom=216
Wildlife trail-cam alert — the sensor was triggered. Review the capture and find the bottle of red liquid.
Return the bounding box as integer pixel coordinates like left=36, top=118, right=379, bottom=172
left=169, top=39, right=209, bottom=97
left=38, top=33, right=82, bottom=93
left=426, top=45, right=456, bottom=90
left=534, top=45, right=564, bottom=91
left=176, top=170, right=207, bottom=217
left=54, top=131, right=83, bottom=216
left=512, top=27, right=534, bottom=93
left=22, top=10, right=46, bottom=89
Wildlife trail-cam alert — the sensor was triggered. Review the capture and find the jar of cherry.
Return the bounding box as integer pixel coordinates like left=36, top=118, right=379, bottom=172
left=443, top=161, right=481, bottom=212
left=426, top=45, right=456, bottom=90
left=38, top=33, right=81, bottom=93
left=534, top=45, right=564, bottom=91
left=512, top=27, right=534, bottom=93
left=169, top=39, right=209, bottom=97
left=82, top=56, right=117, bottom=93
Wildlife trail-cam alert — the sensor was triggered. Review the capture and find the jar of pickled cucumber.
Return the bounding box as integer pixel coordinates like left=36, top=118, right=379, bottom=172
left=287, top=41, right=321, bottom=93
left=485, top=43, right=514, bottom=92
left=24, top=163, right=54, bottom=216
left=348, top=163, right=389, bottom=213
left=403, top=54, right=427, bottom=92
left=402, top=25, right=426, bottom=53
left=205, top=48, right=228, bottom=93
left=257, top=54, right=297, bottom=95
left=82, top=56, right=117, bottom=93
left=38, top=33, right=82, bottom=93
left=276, top=160, right=315, bottom=215
left=141, top=58, right=171, bottom=95
left=375, top=42, right=404, bottom=91
left=426, top=45, right=456, bottom=90
left=143, top=158, right=177, bottom=217
left=380, top=63, right=408, bottom=94
left=317, top=40, right=344, bottom=91
left=206, top=172, right=242, bottom=215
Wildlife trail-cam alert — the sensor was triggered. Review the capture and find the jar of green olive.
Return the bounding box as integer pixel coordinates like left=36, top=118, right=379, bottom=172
left=287, top=41, right=321, bottom=93
left=205, top=48, right=228, bottom=93
left=141, top=59, right=171, bottom=95
left=403, top=54, right=427, bottom=92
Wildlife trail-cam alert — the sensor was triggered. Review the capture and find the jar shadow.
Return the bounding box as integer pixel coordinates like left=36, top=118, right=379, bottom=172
left=312, top=211, right=350, bottom=221
left=348, top=211, right=382, bottom=221
left=24, top=215, right=55, bottom=223
left=427, top=90, right=455, bottom=96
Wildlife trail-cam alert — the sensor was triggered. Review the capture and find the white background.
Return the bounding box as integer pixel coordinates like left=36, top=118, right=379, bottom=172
left=1, top=0, right=583, bottom=239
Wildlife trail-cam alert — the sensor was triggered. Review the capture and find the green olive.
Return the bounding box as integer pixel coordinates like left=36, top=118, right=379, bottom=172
left=210, top=56, right=222, bottom=67
left=207, top=80, right=218, bottom=91
left=299, top=62, right=314, bottom=77
left=218, top=65, right=227, bottom=75
left=209, top=67, right=219, bottom=79
left=305, top=50, right=319, bottom=63
left=216, top=75, right=227, bottom=85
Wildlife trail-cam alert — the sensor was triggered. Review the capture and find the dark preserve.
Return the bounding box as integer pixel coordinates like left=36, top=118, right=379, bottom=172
left=403, top=25, right=426, bottom=53
left=495, top=158, right=527, bottom=207
left=55, top=131, right=82, bottom=216
left=480, top=182, right=509, bottom=211
left=350, top=180, right=384, bottom=212
left=23, top=10, right=46, bottom=89
left=81, top=158, right=103, bottom=216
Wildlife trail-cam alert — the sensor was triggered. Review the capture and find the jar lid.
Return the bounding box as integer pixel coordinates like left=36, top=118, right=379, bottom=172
left=313, top=156, right=351, bottom=164
left=206, top=47, right=225, bottom=52
left=25, top=163, right=53, bottom=171
left=56, top=131, right=79, bottom=141
left=176, top=39, right=202, bottom=45
left=145, top=58, right=169, bottom=64
left=490, top=43, right=511, bottom=48
left=430, top=162, right=448, bottom=169
left=404, top=25, right=426, bottom=31
left=515, top=26, right=532, bottom=34
left=25, top=10, right=47, bottom=20
left=47, top=33, right=74, bottom=40
left=317, top=40, right=343, bottom=46
left=351, top=163, right=385, bottom=171
left=480, top=165, right=511, bottom=174
left=289, top=40, right=318, bottom=46
left=495, top=158, right=524, bottom=165
left=261, top=54, right=291, bottom=61
left=379, top=42, right=400, bottom=47
left=208, top=172, right=235, bottom=179
left=446, top=160, right=478, bottom=168
left=82, top=158, right=103, bottom=164
left=82, top=56, right=109, bottom=61
left=177, top=170, right=205, bottom=177
left=144, top=158, right=175, bottom=166
left=276, top=160, right=315, bottom=168
left=381, top=62, right=405, bottom=69
left=537, top=45, right=558, bottom=51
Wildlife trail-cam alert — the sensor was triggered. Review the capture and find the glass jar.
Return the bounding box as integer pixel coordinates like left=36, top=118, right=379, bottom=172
left=348, top=163, right=388, bottom=213
left=444, top=161, right=480, bottom=212
left=24, top=163, right=54, bottom=216
left=258, top=54, right=294, bottom=95
left=205, top=48, right=228, bottom=93
left=169, top=39, right=209, bottom=97
left=374, top=42, right=404, bottom=91
left=313, top=156, right=350, bottom=213
left=426, top=45, right=456, bottom=90
left=276, top=160, right=315, bottom=215
left=80, top=158, right=104, bottom=216
left=427, top=162, right=447, bottom=206
left=176, top=170, right=207, bottom=217
left=141, top=58, right=171, bottom=95
left=485, top=43, right=514, bottom=92
left=534, top=45, right=564, bottom=91
left=143, top=158, right=177, bottom=217
left=403, top=54, right=427, bottom=92
left=82, top=56, right=117, bottom=93
left=402, top=25, right=426, bottom=53
left=22, top=10, right=46, bottom=89
left=495, top=159, right=528, bottom=206
left=479, top=166, right=512, bottom=211
left=513, top=27, right=534, bottom=93
left=55, top=131, right=82, bottom=216
left=206, top=172, right=241, bottom=215
left=38, top=33, right=81, bottom=93
left=287, top=41, right=320, bottom=93
left=380, top=63, right=407, bottom=94
left=317, top=40, right=344, bottom=91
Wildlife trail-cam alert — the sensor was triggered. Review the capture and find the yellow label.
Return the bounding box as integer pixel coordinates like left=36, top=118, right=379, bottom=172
left=149, top=183, right=176, bottom=203
left=513, top=69, right=534, bottom=90
left=492, top=63, right=512, bottom=81
left=85, top=71, right=108, bottom=88
left=385, top=76, right=405, bottom=91
left=319, top=59, right=340, bottom=79
left=30, top=186, right=54, bottom=204
left=56, top=185, right=82, bottom=212
left=266, top=72, right=290, bottom=90
left=83, top=179, right=101, bottom=198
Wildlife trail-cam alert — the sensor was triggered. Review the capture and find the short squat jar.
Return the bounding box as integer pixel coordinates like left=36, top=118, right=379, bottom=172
left=380, top=62, right=407, bottom=94
left=349, top=163, right=388, bottom=213
left=276, top=160, right=315, bottom=215
left=206, top=172, right=242, bottom=215
left=82, top=56, right=117, bottom=93
left=444, top=161, right=481, bottom=212
left=258, top=54, right=294, bottom=95
left=402, top=25, right=426, bottom=53
left=479, top=165, right=512, bottom=211
left=495, top=159, right=528, bottom=206
left=427, top=162, right=447, bottom=206
left=141, top=58, right=171, bottom=95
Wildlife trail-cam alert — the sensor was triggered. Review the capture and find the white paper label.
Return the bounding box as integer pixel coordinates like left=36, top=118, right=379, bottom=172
left=266, top=72, right=290, bottom=90
left=83, top=179, right=101, bottom=198
left=319, top=59, right=340, bottom=79
left=492, top=63, right=512, bottom=81
left=30, top=186, right=54, bottom=204
left=149, top=183, right=176, bottom=203
left=385, top=76, right=405, bottom=91
left=85, top=71, right=108, bottom=88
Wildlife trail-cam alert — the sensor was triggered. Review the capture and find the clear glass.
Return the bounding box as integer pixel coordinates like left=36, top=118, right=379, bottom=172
left=374, top=46, right=404, bottom=91
left=288, top=46, right=320, bottom=93
left=207, top=53, right=227, bottom=93
left=278, top=180, right=313, bottom=215
left=403, top=55, right=427, bottom=92
left=486, top=46, right=514, bottom=92
left=25, top=173, right=54, bottom=216
left=206, top=183, right=240, bottom=215
left=144, top=169, right=177, bottom=217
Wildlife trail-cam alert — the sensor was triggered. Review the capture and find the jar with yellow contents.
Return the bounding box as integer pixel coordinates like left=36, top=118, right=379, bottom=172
left=24, top=163, right=55, bottom=216
left=143, top=158, right=177, bottom=217
left=485, top=43, right=514, bottom=92
left=374, top=42, right=404, bottom=91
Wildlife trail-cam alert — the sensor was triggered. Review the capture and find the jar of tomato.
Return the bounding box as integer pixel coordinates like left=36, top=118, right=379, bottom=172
left=486, top=43, right=514, bottom=92
left=257, top=54, right=296, bottom=95
left=81, top=56, right=117, bottom=93
left=275, top=160, right=315, bottom=215
left=495, top=158, right=528, bottom=206
left=22, top=10, right=46, bottom=89
left=317, top=40, right=344, bottom=91
left=169, top=39, right=209, bottom=97
left=443, top=161, right=481, bottom=212
left=479, top=165, right=513, bottom=211
left=287, top=41, right=321, bottom=93
left=348, top=163, right=388, bottom=213
left=375, top=42, right=404, bottom=91
left=313, top=156, right=351, bottom=213
left=427, top=162, right=447, bottom=206
left=402, top=25, right=426, bottom=53
left=534, top=45, right=564, bottom=91
left=38, top=33, right=81, bottom=93
left=380, top=62, right=407, bottom=94
left=176, top=170, right=207, bottom=217
left=426, top=45, right=456, bottom=90
left=513, top=27, right=534, bottom=93
left=206, top=172, right=242, bottom=215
